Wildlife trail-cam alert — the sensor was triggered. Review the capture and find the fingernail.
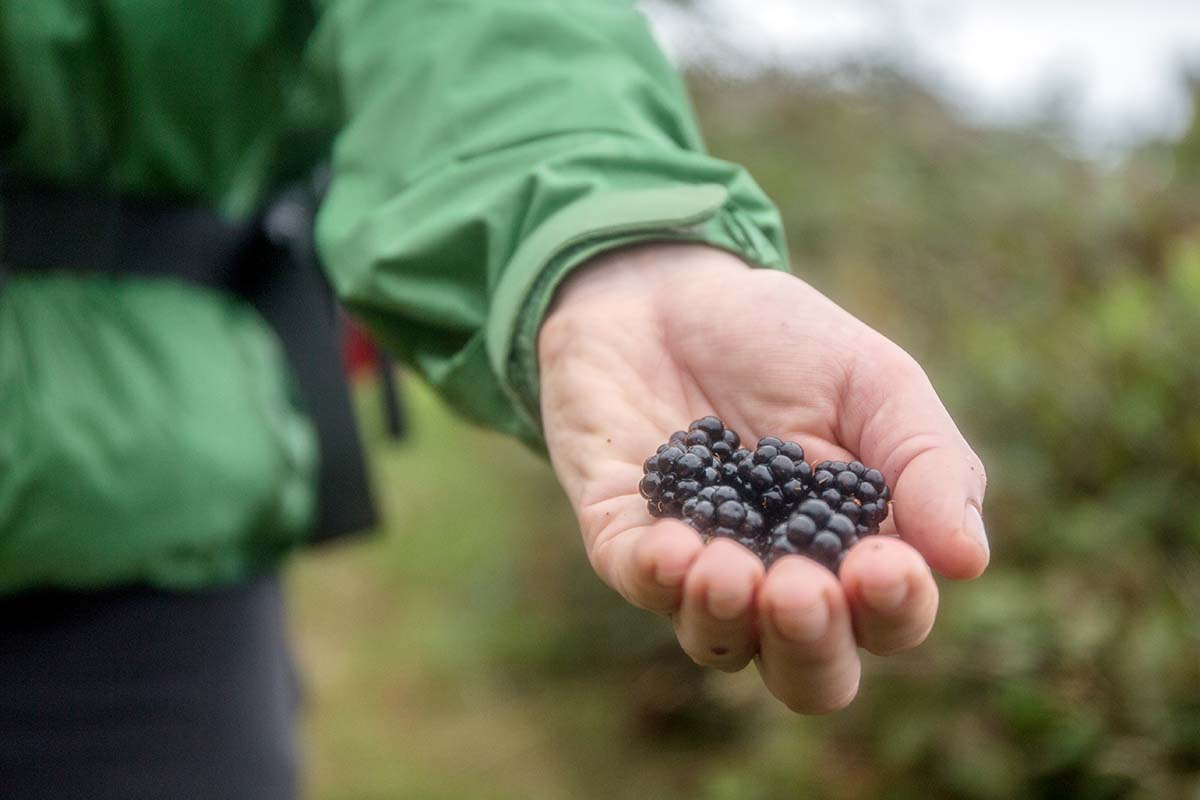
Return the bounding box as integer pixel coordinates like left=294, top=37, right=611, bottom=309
left=861, top=577, right=908, bottom=614
left=774, top=596, right=829, bottom=644
left=707, top=587, right=748, bottom=621
left=963, top=504, right=989, bottom=560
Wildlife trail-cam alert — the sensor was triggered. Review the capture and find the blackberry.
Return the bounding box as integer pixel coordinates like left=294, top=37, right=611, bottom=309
left=766, top=499, right=858, bottom=573
left=811, top=460, right=891, bottom=534
left=641, top=422, right=734, bottom=518
left=731, top=439, right=814, bottom=522
left=710, top=518, right=767, bottom=554
left=639, top=418, right=890, bottom=575
left=697, top=499, right=767, bottom=555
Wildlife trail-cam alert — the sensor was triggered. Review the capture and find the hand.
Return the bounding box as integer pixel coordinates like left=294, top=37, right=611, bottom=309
left=538, top=243, right=989, bottom=713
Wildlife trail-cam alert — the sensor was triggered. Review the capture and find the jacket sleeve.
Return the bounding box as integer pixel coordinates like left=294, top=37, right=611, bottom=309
left=312, top=0, right=789, bottom=447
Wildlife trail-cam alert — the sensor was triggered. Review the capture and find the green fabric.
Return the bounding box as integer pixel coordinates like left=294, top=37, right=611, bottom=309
left=0, top=0, right=787, bottom=590
left=315, top=0, right=789, bottom=445
left=0, top=0, right=327, bottom=217
left=0, top=276, right=316, bottom=593
left=490, top=185, right=788, bottom=442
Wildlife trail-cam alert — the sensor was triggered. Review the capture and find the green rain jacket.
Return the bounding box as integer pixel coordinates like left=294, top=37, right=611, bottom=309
left=0, top=0, right=788, bottom=593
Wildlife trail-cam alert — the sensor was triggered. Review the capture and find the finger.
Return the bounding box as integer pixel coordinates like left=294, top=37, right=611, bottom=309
left=844, top=349, right=989, bottom=579
left=756, top=557, right=861, bottom=714
left=673, top=538, right=763, bottom=671
left=588, top=517, right=704, bottom=615
left=840, top=536, right=939, bottom=655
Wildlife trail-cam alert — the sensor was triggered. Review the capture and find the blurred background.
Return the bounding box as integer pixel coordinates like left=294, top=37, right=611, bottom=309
left=289, top=2, right=1200, bottom=797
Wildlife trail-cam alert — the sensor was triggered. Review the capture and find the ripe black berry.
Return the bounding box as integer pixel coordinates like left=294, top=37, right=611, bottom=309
left=811, top=460, right=892, bottom=534
left=640, top=427, right=732, bottom=517
left=731, top=439, right=817, bottom=523
left=639, top=418, right=893, bottom=574
left=766, top=500, right=858, bottom=571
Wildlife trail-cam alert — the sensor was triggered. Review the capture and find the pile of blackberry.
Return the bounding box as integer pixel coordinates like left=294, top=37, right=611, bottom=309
left=639, top=417, right=892, bottom=573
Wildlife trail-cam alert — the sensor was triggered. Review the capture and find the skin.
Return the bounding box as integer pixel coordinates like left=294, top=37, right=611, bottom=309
left=538, top=243, right=989, bottom=714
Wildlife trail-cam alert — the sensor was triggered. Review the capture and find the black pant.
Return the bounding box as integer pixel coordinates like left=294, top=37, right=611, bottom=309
left=0, top=573, right=299, bottom=799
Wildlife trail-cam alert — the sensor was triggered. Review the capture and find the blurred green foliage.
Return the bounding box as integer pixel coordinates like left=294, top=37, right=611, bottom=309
left=290, top=66, right=1200, bottom=799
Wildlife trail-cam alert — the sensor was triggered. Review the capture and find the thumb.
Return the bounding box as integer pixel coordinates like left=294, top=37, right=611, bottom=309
left=841, top=346, right=989, bottom=580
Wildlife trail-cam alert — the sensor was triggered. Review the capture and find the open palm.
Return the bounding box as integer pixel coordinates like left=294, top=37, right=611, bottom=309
left=538, top=244, right=989, bottom=713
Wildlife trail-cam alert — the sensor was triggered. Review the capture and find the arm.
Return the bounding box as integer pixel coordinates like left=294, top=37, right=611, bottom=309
left=312, top=0, right=786, bottom=446
left=538, top=243, right=989, bottom=712
left=314, top=0, right=989, bottom=712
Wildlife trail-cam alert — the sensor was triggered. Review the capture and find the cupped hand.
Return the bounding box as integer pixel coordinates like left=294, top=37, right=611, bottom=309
left=537, top=243, right=988, bottom=713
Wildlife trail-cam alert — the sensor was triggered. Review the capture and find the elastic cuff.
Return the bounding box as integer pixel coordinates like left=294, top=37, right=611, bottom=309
left=486, top=184, right=789, bottom=442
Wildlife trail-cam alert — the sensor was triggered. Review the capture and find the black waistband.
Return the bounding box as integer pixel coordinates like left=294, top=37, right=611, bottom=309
left=0, top=173, right=254, bottom=288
